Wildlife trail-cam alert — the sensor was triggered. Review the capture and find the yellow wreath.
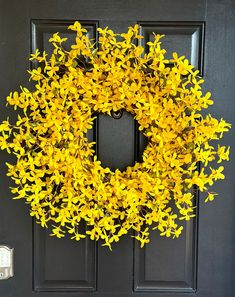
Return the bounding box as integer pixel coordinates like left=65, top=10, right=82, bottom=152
left=0, top=22, right=231, bottom=249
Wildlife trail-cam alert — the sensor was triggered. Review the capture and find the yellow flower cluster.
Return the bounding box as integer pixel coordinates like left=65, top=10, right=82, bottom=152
left=0, top=22, right=231, bottom=249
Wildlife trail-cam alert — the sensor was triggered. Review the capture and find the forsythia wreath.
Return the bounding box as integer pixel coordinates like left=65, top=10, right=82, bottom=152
left=0, top=22, right=231, bottom=249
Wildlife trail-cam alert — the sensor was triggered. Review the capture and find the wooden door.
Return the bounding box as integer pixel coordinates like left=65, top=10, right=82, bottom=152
left=0, top=0, right=234, bottom=296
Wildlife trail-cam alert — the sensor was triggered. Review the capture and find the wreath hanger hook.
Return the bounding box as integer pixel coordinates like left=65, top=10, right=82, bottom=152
left=111, top=109, right=123, bottom=119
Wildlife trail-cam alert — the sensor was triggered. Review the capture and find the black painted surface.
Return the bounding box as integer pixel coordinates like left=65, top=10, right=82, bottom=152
left=0, top=1, right=234, bottom=297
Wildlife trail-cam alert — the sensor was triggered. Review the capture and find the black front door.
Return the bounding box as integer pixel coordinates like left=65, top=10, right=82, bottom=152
left=0, top=1, right=234, bottom=296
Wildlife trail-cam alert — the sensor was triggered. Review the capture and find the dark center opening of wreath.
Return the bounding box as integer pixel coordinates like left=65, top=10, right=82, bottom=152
left=88, top=110, right=148, bottom=172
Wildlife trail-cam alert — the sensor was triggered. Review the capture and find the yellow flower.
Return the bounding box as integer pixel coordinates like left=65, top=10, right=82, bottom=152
left=205, top=192, right=218, bottom=203
left=49, top=32, right=68, bottom=44
left=217, top=145, right=230, bottom=163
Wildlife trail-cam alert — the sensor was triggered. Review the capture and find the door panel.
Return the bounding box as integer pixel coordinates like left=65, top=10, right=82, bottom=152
left=134, top=218, right=197, bottom=293
left=140, top=22, right=205, bottom=72
left=0, top=1, right=234, bottom=297
left=33, top=223, right=96, bottom=292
